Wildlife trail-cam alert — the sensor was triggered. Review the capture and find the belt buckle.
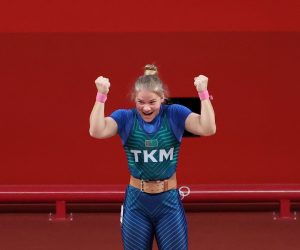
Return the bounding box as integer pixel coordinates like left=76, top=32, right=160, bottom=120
left=140, top=179, right=167, bottom=193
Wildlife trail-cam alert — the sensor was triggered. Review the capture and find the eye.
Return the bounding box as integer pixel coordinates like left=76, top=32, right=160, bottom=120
left=149, top=100, right=156, bottom=104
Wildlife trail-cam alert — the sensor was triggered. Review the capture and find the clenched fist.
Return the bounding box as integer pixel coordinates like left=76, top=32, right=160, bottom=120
left=95, top=76, right=110, bottom=94
left=194, top=75, right=208, bottom=92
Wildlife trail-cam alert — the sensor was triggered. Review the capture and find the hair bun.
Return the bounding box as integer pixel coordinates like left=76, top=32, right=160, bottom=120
left=144, top=64, right=158, bottom=76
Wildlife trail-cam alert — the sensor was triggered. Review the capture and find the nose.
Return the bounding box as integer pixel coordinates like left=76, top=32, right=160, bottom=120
left=143, top=105, right=151, bottom=112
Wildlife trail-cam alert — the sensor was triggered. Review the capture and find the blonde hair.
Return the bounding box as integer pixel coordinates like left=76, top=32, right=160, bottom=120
left=131, top=64, right=168, bottom=100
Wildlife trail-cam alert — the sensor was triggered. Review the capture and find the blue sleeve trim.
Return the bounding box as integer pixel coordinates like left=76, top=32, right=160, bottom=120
left=109, top=109, right=134, bottom=145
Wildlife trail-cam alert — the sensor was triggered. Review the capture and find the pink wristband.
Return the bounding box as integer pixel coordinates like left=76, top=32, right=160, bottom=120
left=198, top=90, right=213, bottom=101
left=96, top=92, right=107, bottom=103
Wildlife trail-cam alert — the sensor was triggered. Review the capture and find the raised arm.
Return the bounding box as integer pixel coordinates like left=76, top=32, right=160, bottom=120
left=89, top=76, right=118, bottom=139
left=185, top=75, right=216, bottom=136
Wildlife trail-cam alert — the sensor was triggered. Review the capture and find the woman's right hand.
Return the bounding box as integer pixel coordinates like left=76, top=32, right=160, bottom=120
left=95, top=76, right=110, bottom=94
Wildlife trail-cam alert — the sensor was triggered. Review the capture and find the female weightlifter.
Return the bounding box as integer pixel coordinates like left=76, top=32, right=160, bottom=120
left=89, top=64, right=216, bottom=250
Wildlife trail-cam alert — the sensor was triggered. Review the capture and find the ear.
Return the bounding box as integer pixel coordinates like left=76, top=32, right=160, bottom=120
left=161, top=94, right=165, bottom=103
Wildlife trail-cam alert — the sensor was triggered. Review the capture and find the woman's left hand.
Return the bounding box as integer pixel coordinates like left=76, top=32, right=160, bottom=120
left=194, top=75, right=208, bottom=92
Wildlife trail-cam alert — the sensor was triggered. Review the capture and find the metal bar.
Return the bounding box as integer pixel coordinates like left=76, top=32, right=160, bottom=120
left=0, top=185, right=300, bottom=203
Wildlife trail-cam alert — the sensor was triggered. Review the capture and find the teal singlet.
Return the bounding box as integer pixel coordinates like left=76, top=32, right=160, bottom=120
left=124, top=110, right=181, bottom=180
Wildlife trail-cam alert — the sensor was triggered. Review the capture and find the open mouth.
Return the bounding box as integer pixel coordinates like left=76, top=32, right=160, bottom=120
left=142, top=111, right=154, bottom=116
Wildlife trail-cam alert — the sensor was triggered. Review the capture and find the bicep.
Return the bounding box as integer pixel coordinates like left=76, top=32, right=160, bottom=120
left=185, top=112, right=205, bottom=136
left=92, top=117, right=118, bottom=139
left=102, top=117, right=118, bottom=138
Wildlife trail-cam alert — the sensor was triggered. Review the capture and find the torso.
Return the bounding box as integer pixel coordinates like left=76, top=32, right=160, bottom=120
left=124, top=109, right=181, bottom=180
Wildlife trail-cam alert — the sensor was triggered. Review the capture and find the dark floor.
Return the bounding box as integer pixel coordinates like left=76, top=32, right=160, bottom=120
left=0, top=211, right=299, bottom=250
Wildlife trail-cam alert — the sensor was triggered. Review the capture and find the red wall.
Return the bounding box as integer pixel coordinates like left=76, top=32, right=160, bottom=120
left=0, top=0, right=299, bottom=32
left=0, top=1, right=299, bottom=185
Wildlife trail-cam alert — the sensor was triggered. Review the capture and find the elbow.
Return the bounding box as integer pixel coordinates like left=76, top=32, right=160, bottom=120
left=89, top=128, right=102, bottom=139
left=210, top=126, right=217, bottom=135
left=202, top=125, right=216, bottom=136
left=89, top=129, right=96, bottom=138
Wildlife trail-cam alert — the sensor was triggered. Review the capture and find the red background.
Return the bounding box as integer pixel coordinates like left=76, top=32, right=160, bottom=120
left=0, top=1, right=299, bottom=185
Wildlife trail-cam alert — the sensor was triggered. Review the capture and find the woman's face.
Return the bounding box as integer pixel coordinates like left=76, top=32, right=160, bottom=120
left=135, top=89, right=164, bottom=122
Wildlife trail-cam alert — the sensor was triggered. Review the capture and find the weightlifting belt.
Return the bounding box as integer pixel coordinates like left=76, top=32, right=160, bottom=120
left=129, top=173, right=177, bottom=194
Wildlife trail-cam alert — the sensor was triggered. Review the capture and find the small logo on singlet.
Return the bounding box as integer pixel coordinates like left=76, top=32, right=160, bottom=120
left=145, top=139, right=158, bottom=147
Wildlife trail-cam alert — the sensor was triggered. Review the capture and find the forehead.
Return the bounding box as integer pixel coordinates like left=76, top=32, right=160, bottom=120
left=135, top=89, right=160, bottom=100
